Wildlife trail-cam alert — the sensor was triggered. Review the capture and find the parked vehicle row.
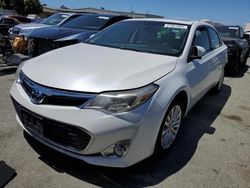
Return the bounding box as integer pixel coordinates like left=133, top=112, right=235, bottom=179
left=0, top=11, right=248, bottom=168
left=8, top=12, right=82, bottom=38
left=0, top=15, right=32, bottom=35
left=215, top=25, right=249, bottom=74
left=10, top=19, right=227, bottom=167
left=27, top=14, right=129, bottom=57
left=2, top=12, right=248, bottom=76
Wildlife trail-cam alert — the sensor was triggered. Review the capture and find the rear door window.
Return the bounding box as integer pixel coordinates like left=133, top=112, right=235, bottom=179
left=208, top=28, right=221, bottom=50
left=6, top=18, right=16, bottom=25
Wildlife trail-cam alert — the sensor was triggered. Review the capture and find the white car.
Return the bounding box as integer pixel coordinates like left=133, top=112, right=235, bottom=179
left=26, top=14, right=39, bottom=20
left=10, top=19, right=227, bottom=167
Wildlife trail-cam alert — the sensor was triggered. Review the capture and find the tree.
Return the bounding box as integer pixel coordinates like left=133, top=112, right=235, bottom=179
left=11, top=0, right=25, bottom=14
left=24, top=0, right=43, bottom=14
left=2, top=0, right=12, bottom=9
left=60, top=5, right=68, bottom=9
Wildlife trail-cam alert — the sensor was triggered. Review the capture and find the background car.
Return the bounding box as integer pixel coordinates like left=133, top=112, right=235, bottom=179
left=0, top=16, right=21, bottom=35
left=10, top=19, right=227, bottom=167
left=243, top=31, right=250, bottom=55
left=8, top=12, right=82, bottom=38
left=26, top=14, right=39, bottom=20
left=27, top=14, right=130, bottom=57
left=215, top=25, right=249, bottom=74
left=7, top=15, right=32, bottom=23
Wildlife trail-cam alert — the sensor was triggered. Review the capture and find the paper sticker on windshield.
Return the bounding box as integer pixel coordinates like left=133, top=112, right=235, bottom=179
left=164, top=24, right=188, bottom=29
left=229, top=27, right=238, bottom=30
left=98, top=16, right=110, bottom=20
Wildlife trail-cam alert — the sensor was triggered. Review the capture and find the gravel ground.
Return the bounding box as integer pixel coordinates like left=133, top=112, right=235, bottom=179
left=0, top=60, right=250, bottom=188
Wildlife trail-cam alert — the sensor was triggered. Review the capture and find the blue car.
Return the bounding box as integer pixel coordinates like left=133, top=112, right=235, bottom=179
left=8, top=12, right=82, bottom=38
left=27, top=14, right=130, bottom=57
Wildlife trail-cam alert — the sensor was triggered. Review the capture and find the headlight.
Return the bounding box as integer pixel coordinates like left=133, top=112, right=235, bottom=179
left=16, top=63, right=24, bottom=83
left=19, top=29, right=32, bottom=36
left=85, top=84, right=159, bottom=113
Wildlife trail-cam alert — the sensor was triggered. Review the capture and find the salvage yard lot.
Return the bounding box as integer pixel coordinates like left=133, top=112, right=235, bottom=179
left=0, top=60, right=250, bottom=188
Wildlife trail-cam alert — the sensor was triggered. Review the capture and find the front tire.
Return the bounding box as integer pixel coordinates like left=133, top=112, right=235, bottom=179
left=155, top=101, right=183, bottom=153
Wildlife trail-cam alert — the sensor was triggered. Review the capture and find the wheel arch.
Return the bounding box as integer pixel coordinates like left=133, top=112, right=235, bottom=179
left=170, top=90, right=189, bottom=117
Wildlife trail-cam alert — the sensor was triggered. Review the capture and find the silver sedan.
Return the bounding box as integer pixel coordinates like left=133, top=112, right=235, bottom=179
left=10, top=18, right=227, bottom=167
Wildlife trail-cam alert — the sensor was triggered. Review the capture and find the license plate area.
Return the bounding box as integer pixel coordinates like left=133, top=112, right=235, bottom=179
left=21, top=109, right=43, bottom=135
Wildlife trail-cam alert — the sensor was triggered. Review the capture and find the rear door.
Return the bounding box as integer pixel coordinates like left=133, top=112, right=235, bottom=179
left=207, top=27, right=226, bottom=85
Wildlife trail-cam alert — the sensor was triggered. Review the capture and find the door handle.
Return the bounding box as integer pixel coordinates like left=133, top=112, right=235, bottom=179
left=211, top=57, right=219, bottom=64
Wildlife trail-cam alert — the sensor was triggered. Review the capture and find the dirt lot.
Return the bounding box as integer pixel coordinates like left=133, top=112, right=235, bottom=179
left=0, top=60, right=250, bottom=188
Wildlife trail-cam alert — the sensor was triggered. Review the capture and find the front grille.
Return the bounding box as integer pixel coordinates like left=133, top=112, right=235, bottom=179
left=37, top=38, right=55, bottom=55
left=19, top=71, right=95, bottom=107
left=11, top=98, right=92, bottom=152
left=31, top=38, right=56, bottom=57
left=43, top=119, right=91, bottom=151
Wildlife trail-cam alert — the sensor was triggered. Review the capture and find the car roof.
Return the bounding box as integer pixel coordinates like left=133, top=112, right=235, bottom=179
left=0, top=15, right=18, bottom=20
left=77, top=14, right=130, bottom=19
left=123, top=18, right=195, bottom=25
left=216, top=25, right=241, bottom=28
left=56, top=12, right=80, bottom=16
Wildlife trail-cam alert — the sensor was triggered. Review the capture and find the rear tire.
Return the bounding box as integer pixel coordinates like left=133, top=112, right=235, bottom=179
left=240, top=53, right=248, bottom=67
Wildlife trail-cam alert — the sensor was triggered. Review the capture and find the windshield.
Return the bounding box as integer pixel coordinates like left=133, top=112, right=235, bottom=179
left=86, top=21, right=190, bottom=56
left=41, top=13, right=70, bottom=25
left=216, top=26, right=240, bottom=38
left=62, top=15, right=111, bottom=30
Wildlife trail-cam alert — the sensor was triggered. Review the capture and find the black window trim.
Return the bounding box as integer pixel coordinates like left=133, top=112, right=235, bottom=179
left=188, top=25, right=211, bottom=62
left=188, top=25, right=222, bottom=63
left=207, top=26, right=222, bottom=50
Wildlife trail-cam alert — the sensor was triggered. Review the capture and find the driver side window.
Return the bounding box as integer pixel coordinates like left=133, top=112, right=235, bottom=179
left=194, top=28, right=210, bottom=52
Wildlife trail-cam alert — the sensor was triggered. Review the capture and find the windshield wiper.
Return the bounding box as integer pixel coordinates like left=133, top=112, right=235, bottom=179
left=119, top=46, right=143, bottom=52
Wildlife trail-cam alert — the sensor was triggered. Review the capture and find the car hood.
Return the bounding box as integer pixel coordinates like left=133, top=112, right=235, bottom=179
left=222, top=37, right=244, bottom=45
left=29, top=26, right=93, bottom=40
left=22, top=43, right=177, bottom=93
left=222, top=37, right=249, bottom=49
left=15, top=23, right=49, bottom=30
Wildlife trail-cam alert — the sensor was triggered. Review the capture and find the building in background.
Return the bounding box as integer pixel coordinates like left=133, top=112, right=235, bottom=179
left=42, top=6, right=163, bottom=18
left=0, top=9, right=17, bottom=16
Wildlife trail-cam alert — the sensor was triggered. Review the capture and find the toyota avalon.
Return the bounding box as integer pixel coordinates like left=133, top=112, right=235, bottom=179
left=10, top=19, right=227, bottom=167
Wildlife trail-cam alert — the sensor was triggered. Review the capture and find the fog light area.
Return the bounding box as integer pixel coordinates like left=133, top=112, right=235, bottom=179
left=101, top=140, right=130, bottom=158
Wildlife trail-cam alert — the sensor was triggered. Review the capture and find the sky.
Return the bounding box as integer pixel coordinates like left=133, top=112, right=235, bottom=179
left=40, top=0, right=250, bottom=25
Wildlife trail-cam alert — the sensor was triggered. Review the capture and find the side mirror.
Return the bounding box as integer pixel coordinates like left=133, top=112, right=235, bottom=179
left=189, top=45, right=206, bottom=61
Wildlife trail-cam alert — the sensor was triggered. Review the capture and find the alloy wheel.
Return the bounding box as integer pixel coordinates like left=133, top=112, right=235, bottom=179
left=161, top=105, right=182, bottom=149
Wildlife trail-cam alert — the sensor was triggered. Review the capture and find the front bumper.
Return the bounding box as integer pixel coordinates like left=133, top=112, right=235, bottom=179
left=10, top=81, right=164, bottom=167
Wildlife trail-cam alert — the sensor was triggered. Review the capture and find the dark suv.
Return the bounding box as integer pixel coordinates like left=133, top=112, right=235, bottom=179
left=215, top=25, right=249, bottom=74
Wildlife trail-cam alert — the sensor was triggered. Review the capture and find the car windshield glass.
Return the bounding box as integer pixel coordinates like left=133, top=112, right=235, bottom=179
left=62, top=15, right=110, bottom=30
left=85, top=21, right=189, bottom=56
left=41, top=13, right=69, bottom=25
left=216, top=26, right=240, bottom=38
